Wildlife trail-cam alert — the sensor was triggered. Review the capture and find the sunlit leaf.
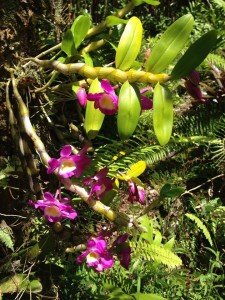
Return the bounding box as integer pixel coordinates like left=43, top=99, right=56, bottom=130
left=127, top=161, right=146, bottom=178
left=171, top=30, right=217, bottom=80
left=71, top=15, right=91, bottom=48
left=84, top=79, right=105, bottom=139
left=153, top=83, right=173, bottom=146
left=116, top=17, right=143, bottom=71
left=117, top=81, right=141, bottom=140
left=145, top=14, right=194, bottom=73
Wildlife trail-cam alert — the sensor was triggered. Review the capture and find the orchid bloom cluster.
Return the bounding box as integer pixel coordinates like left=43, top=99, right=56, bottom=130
left=76, top=79, right=153, bottom=115
left=76, top=234, right=131, bottom=272
left=28, top=144, right=146, bottom=273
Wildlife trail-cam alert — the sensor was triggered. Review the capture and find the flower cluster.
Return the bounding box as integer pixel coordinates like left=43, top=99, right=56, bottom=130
left=76, top=79, right=153, bottom=115
left=76, top=234, right=131, bottom=272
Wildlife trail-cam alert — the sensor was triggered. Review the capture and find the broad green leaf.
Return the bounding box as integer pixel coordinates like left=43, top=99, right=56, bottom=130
left=117, top=81, right=141, bottom=140
left=71, top=15, right=91, bottom=48
left=145, top=14, right=194, bottom=73
left=84, top=79, right=105, bottom=139
left=127, top=161, right=146, bottom=178
left=171, top=30, right=217, bottom=80
left=61, top=29, right=76, bottom=57
left=117, top=161, right=146, bottom=181
left=116, top=17, right=143, bottom=71
left=132, top=0, right=160, bottom=5
left=153, top=83, right=173, bottom=146
left=133, top=293, right=166, bottom=300
left=106, top=16, right=128, bottom=27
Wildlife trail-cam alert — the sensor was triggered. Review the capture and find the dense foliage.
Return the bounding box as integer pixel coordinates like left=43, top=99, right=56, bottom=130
left=0, top=0, right=225, bottom=299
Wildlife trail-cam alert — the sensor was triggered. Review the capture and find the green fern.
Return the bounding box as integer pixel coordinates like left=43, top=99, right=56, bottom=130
left=131, top=241, right=182, bottom=268
left=211, top=0, right=225, bottom=10
left=0, top=222, right=14, bottom=251
left=185, top=213, right=213, bottom=246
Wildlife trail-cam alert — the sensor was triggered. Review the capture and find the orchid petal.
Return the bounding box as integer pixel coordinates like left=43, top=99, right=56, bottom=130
left=60, top=145, right=72, bottom=157
left=101, top=79, right=114, bottom=94
left=76, top=88, right=87, bottom=107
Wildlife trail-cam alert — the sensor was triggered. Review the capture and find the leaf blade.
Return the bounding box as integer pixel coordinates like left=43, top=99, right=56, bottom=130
left=153, top=83, right=173, bottom=146
left=116, top=17, right=143, bottom=71
left=171, top=30, right=217, bottom=80
left=117, top=81, right=141, bottom=140
left=145, top=14, right=194, bottom=73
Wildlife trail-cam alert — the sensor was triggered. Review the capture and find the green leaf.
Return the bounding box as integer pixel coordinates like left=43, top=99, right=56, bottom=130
left=84, top=79, right=105, bottom=139
left=160, top=183, right=184, bottom=198
left=153, top=83, right=173, bottom=146
left=61, top=29, right=76, bottom=57
left=117, top=81, right=141, bottom=140
left=133, top=293, right=166, bottom=300
left=127, top=161, right=146, bottom=178
left=132, top=0, right=160, bottom=5
left=71, top=15, right=91, bottom=48
left=185, top=213, right=213, bottom=246
left=171, top=30, right=217, bottom=80
left=106, top=16, right=128, bottom=27
left=116, top=17, right=143, bottom=71
left=145, top=14, right=194, bottom=73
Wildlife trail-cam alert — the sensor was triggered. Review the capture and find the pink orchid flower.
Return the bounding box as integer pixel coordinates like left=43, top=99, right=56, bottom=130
left=29, top=192, right=77, bottom=222
left=47, top=145, right=91, bottom=178
left=112, top=233, right=131, bottom=270
left=76, top=236, right=114, bottom=272
left=83, top=167, right=113, bottom=199
left=76, top=87, right=87, bottom=107
left=87, top=79, right=119, bottom=115
left=128, top=181, right=146, bottom=205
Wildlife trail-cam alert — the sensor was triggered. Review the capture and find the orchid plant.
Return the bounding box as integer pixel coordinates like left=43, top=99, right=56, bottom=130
left=13, top=0, right=217, bottom=283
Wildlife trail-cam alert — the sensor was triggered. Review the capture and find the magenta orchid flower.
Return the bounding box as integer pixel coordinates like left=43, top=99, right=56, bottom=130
left=47, top=145, right=91, bottom=178
left=87, top=79, right=118, bottom=115
left=29, top=192, right=77, bottom=222
left=185, top=70, right=204, bottom=102
left=112, top=233, right=131, bottom=269
left=140, top=87, right=153, bottom=110
left=76, top=87, right=87, bottom=107
left=76, top=236, right=114, bottom=272
left=128, top=181, right=146, bottom=205
left=83, top=167, right=113, bottom=199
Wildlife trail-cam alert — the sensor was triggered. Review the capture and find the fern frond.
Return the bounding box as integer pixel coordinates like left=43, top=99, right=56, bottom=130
left=185, top=213, right=213, bottom=246
left=211, top=0, right=225, bottom=10
left=0, top=223, right=14, bottom=251
left=131, top=241, right=182, bottom=268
